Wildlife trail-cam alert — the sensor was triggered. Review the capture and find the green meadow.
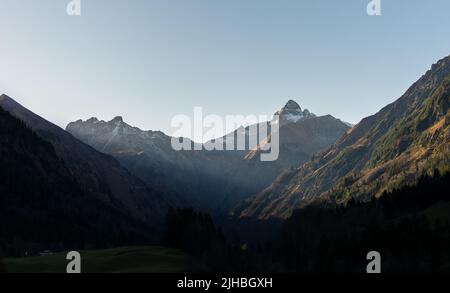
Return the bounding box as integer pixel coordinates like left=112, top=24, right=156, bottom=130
left=1, top=246, right=205, bottom=273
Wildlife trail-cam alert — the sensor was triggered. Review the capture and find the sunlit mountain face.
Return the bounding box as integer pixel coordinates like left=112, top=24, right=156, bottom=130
left=236, top=55, right=450, bottom=221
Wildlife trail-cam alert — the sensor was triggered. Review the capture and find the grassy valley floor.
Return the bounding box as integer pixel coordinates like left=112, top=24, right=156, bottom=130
left=1, top=246, right=206, bottom=273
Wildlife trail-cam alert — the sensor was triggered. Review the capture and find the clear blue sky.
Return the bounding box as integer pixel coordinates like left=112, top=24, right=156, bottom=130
left=0, top=0, right=449, bottom=136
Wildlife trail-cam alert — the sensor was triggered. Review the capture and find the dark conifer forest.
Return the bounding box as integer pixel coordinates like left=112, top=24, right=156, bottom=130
left=164, top=171, right=450, bottom=272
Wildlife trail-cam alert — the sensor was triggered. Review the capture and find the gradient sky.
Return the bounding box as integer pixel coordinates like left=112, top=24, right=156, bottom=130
left=0, top=0, right=449, bottom=138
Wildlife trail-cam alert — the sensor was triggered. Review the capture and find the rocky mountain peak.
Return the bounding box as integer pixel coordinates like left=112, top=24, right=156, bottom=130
left=275, top=99, right=316, bottom=124
left=110, top=116, right=124, bottom=124
left=87, top=117, right=99, bottom=123
left=284, top=100, right=302, bottom=111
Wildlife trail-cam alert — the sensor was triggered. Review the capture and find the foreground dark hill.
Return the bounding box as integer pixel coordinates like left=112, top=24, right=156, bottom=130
left=0, top=94, right=170, bottom=226
left=237, top=54, right=450, bottom=220
left=0, top=106, right=157, bottom=256
left=66, top=100, right=348, bottom=213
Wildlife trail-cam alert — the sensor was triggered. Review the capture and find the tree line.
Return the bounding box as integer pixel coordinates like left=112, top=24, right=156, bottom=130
left=163, top=170, right=450, bottom=272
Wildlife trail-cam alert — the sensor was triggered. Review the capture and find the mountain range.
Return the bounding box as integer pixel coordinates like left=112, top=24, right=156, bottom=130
left=235, top=54, right=450, bottom=220
left=1, top=54, right=449, bottom=262
left=66, top=100, right=349, bottom=213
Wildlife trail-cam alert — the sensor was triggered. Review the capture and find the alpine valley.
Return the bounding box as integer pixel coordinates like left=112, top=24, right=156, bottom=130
left=1, top=54, right=450, bottom=273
